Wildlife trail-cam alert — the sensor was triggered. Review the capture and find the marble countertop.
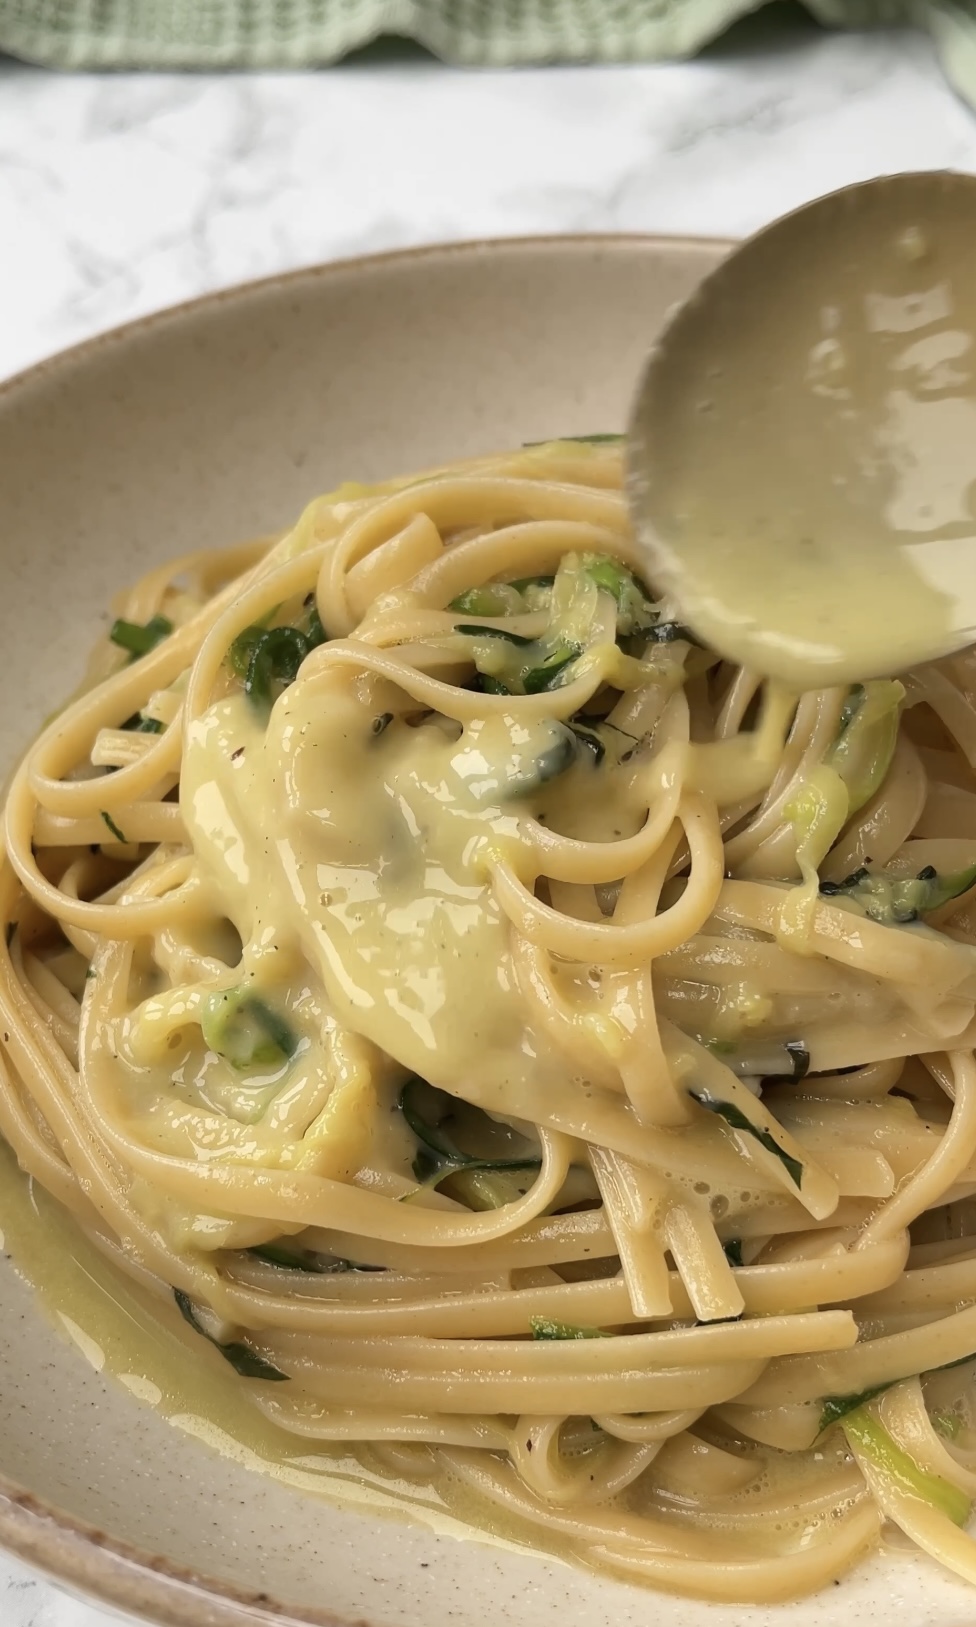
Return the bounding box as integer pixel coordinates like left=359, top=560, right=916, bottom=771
left=2, top=11, right=976, bottom=1625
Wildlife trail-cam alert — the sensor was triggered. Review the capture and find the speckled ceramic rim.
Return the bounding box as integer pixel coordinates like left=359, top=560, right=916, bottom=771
left=0, top=232, right=732, bottom=1627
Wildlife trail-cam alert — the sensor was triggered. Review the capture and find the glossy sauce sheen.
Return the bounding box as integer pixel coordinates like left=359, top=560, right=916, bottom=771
left=106, top=652, right=795, bottom=1216
left=180, top=689, right=563, bottom=1111
left=0, top=1140, right=575, bottom=1570
left=629, top=174, right=976, bottom=686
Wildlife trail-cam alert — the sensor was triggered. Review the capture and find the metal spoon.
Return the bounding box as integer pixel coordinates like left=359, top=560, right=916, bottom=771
left=627, top=171, right=976, bottom=687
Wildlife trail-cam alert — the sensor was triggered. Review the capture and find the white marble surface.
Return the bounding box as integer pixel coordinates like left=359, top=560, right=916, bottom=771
left=5, top=18, right=976, bottom=386
left=2, top=11, right=976, bottom=1624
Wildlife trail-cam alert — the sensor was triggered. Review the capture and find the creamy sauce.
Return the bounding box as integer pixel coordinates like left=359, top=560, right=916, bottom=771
left=1, top=1137, right=848, bottom=1580
left=0, top=1136, right=532, bottom=1550
left=176, top=672, right=791, bottom=1134
left=630, top=173, right=976, bottom=685
left=178, top=684, right=614, bottom=1128
left=0, top=1137, right=620, bottom=1580
left=72, top=618, right=804, bottom=1259
left=76, top=627, right=819, bottom=1247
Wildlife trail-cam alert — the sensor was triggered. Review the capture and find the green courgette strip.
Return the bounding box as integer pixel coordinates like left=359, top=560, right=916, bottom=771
left=399, top=1077, right=541, bottom=1191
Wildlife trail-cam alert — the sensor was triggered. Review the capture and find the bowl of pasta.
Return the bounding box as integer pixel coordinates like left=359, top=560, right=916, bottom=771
left=1, top=233, right=975, bottom=1627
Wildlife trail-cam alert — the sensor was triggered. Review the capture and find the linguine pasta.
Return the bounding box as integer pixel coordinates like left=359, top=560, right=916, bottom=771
left=5, top=438, right=976, bottom=1601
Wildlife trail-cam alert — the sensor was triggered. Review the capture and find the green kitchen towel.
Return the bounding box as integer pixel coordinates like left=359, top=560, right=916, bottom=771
left=1, top=0, right=976, bottom=107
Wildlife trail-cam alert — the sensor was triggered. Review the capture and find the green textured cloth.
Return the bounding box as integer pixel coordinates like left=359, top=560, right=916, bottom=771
left=0, top=0, right=975, bottom=105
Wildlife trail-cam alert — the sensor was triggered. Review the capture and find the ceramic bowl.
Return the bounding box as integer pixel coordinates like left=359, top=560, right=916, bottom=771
left=0, top=236, right=966, bottom=1627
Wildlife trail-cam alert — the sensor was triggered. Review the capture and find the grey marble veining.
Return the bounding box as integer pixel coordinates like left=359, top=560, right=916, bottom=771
left=2, top=17, right=976, bottom=1626
left=3, top=21, right=976, bottom=386
left=0, top=1551, right=120, bottom=1625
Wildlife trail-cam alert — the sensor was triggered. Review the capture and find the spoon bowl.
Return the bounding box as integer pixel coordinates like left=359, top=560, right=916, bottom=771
left=627, top=171, right=976, bottom=687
